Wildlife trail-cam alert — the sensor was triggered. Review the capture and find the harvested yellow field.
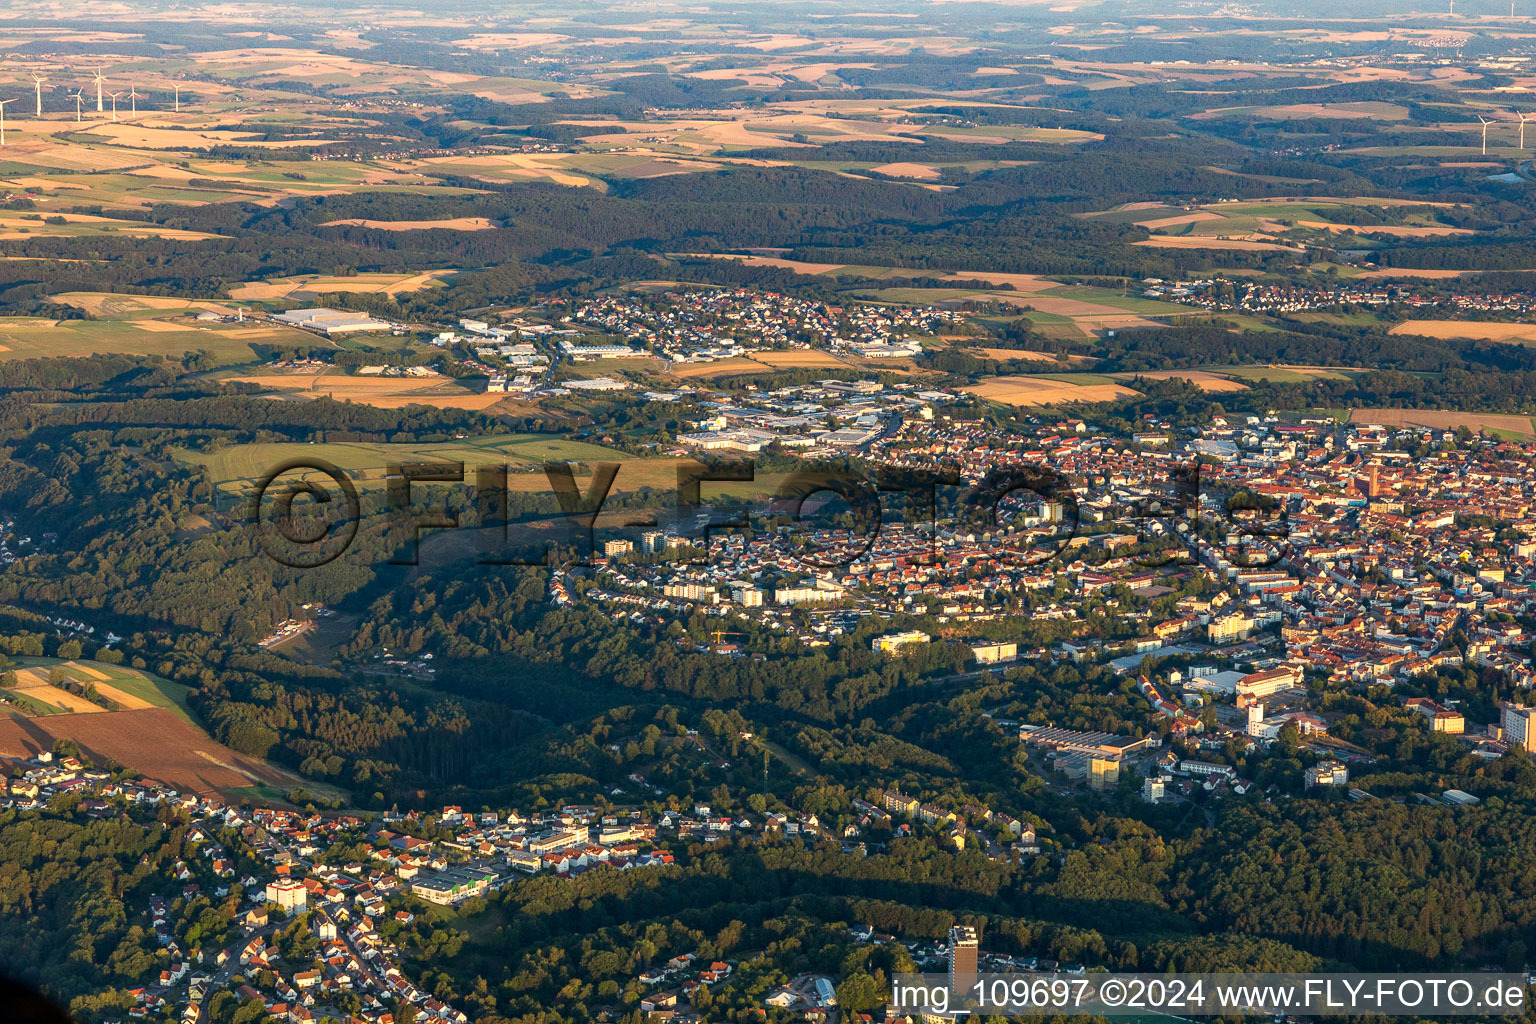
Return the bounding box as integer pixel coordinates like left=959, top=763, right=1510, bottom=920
left=228, top=271, right=452, bottom=301
left=62, top=662, right=109, bottom=681
left=1350, top=408, right=1536, bottom=438
left=1390, top=321, right=1536, bottom=343
left=948, top=272, right=1062, bottom=293
left=0, top=211, right=218, bottom=240
left=1014, top=295, right=1142, bottom=316
left=1114, top=369, right=1248, bottom=392
left=0, top=139, right=152, bottom=171
left=1137, top=211, right=1225, bottom=230
left=870, top=162, right=942, bottom=179
left=1354, top=268, right=1489, bottom=280
left=320, top=217, right=500, bottom=231
left=751, top=350, right=851, bottom=368
left=681, top=254, right=1065, bottom=294
left=1294, top=221, right=1473, bottom=238
left=970, top=348, right=1053, bottom=362
left=422, top=152, right=595, bottom=186
left=683, top=253, right=848, bottom=274
left=1135, top=236, right=1303, bottom=252
left=53, top=293, right=196, bottom=316
left=667, top=357, right=771, bottom=378
left=229, top=368, right=505, bottom=411
left=132, top=319, right=191, bottom=333
left=85, top=681, right=154, bottom=710
left=1242, top=101, right=1409, bottom=120
left=86, top=123, right=337, bottom=150
left=8, top=669, right=103, bottom=714
left=452, top=32, right=571, bottom=49
left=964, top=376, right=1139, bottom=406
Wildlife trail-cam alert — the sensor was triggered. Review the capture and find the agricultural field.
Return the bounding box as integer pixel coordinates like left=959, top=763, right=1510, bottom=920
left=1108, top=369, right=1249, bottom=392
left=0, top=210, right=220, bottom=239
left=0, top=314, right=303, bottom=363
left=0, top=705, right=297, bottom=798
left=1350, top=408, right=1536, bottom=439
left=1095, top=196, right=1474, bottom=252
left=2, top=658, right=191, bottom=718
left=963, top=374, right=1141, bottom=407
left=176, top=433, right=783, bottom=502
left=227, top=271, right=455, bottom=302
left=1389, top=321, right=1536, bottom=345
left=1218, top=365, right=1361, bottom=383
left=226, top=366, right=504, bottom=410
left=179, top=433, right=637, bottom=493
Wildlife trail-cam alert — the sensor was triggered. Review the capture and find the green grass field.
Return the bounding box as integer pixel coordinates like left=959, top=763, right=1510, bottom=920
left=1217, top=365, right=1358, bottom=383
left=1287, top=312, right=1386, bottom=327
left=0, top=316, right=294, bottom=365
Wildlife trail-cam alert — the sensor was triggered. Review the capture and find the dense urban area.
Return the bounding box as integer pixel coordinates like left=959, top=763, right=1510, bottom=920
left=14, top=1, right=1536, bottom=1023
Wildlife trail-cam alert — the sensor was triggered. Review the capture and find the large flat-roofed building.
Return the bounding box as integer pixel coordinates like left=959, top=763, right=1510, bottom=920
left=1019, top=724, right=1159, bottom=758
left=272, top=307, right=393, bottom=335
left=411, top=865, right=500, bottom=906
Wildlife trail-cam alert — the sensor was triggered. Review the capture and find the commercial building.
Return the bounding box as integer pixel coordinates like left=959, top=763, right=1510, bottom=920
left=272, top=307, right=393, bottom=335
left=411, top=865, right=500, bottom=906
left=1019, top=725, right=1159, bottom=758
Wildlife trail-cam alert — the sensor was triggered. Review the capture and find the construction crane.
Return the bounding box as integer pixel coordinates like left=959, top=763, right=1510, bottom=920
left=709, top=630, right=744, bottom=649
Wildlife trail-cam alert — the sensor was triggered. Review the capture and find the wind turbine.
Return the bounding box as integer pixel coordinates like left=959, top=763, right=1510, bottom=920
left=92, top=69, right=104, bottom=112
left=1519, top=111, right=1528, bottom=150
left=128, top=86, right=138, bottom=116
left=1479, top=114, right=1492, bottom=155
left=0, top=99, right=14, bottom=147
left=173, top=83, right=182, bottom=113
left=29, top=73, right=44, bottom=118
left=70, top=88, right=84, bottom=123
left=108, top=91, right=120, bottom=122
